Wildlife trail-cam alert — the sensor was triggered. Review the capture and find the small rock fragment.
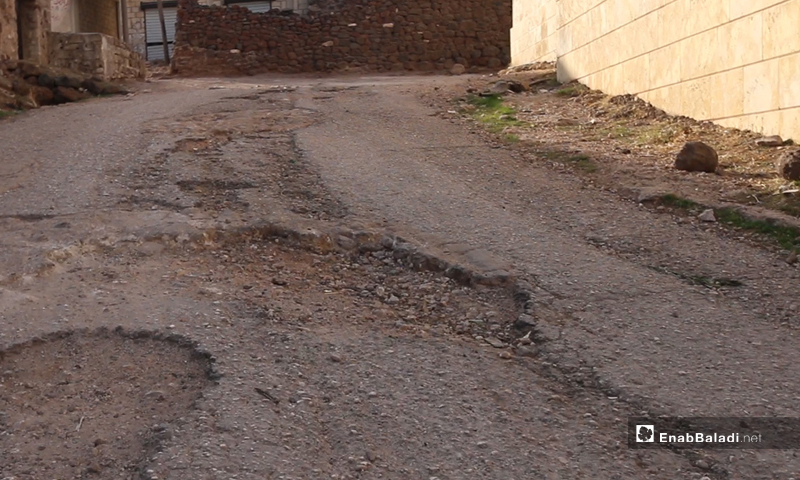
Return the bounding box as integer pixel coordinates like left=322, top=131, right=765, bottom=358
left=675, top=141, right=718, bottom=173
left=698, top=209, right=716, bottom=222
left=484, top=337, right=506, bottom=348
left=787, top=251, right=797, bottom=265
left=756, top=135, right=783, bottom=147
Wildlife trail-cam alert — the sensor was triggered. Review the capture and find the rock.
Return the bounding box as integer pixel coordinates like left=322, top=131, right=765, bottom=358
left=0, top=92, right=18, bottom=110
left=37, top=73, right=56, bottom=89
left=55, top=75, right=83, bottom=90
left=515, top=345, right=538, bottom=357
left=336, top=235, right=356, bottom=250
left=321, top=40, right=334, bottom=47
left=675, top=141, right=718, bottom=173
left=0, top=75, right=12, bottom=92
left=53, top=86, right=83, bottom=103
left=698, top=209, right=716, bottom=222
left=450, top=63, right=465, bottom=75
left=31, top=86, right=54, bottom=106
left=484, top=337, right=506, bottom=348
left=514, top=313, right=536, bottom=329
left=756, top=135, right=783, bottom=147
left=81, top=79, right=101, bottom=95
left=385, top=294, right=399, bottom=304
left=11, top=78, right=31, bottom=96
left=786, top=251, right=797, bottom=265
left=97, top=82, right=126, bottom=95
left=271, top=277, right=288, bottom=286
left=488, top=80, right=511, bottom=94
left=776, top=149, right=800, bottom=180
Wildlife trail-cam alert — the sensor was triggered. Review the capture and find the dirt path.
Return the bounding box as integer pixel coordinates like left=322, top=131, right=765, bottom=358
left=0, top=73, right=797, bottom=479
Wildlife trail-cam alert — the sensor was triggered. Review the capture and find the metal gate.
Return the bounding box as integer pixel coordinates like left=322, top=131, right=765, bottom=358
left=227, top=1, right=272, bottom=13
left=144, top=7, right=177, bottom=61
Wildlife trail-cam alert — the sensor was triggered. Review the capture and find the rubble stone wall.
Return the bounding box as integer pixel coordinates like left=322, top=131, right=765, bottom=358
left=171, top=0, right=512, bottom=75
left=49, top=32, right=146, bottom=79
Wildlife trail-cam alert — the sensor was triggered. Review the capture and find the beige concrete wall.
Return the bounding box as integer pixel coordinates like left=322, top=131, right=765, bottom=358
left=511, top=0, right=800, bottom=141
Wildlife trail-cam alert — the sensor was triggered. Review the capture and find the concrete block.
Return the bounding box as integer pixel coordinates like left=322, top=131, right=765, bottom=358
left=679, top=27, right=718, bottom=81
left=743, top=59, right=779, bottom=114
left=649, top=42, right=681, bottom=89
left=763, top=0, right=800, bottom=58
left=718, top=13, right=763, bottom=69
left=780, top=52, right=800, bottom=109
left=781, top=107, right=800, bottom=141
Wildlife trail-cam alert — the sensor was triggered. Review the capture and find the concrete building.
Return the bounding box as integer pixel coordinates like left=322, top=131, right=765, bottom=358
left=511, top=0, right=800, bottom=141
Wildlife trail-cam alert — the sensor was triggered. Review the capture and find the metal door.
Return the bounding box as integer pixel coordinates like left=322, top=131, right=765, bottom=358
left=144, top=7, right=177, bottom=61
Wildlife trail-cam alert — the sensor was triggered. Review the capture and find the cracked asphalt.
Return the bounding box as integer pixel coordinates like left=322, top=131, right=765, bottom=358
left=0, top=73, right=799, bottom=479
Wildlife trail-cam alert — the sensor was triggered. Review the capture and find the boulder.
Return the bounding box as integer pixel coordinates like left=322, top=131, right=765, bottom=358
left=450, top=63, right=465, bottom=75
left=81, top=79, right=101, bottom=95
left=0, top=90, right=19, bottom=110
left=776, top=149, right=800, bottom=180
left=11, top=78, right=31, bottom=96
left=675, top=141, right=718, bottom=173
left=0, top=74, right=12, bottom=92
left=31, top=85, right=55, bottom=106
left=53, top=86, right=84, bottom=104
left=55, top=75, right=84, bottom=90
left=37, top=73, right=56, bottom=89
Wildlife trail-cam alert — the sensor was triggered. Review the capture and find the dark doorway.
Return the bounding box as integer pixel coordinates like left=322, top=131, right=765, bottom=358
left=15, top=0, right=38, bottom=61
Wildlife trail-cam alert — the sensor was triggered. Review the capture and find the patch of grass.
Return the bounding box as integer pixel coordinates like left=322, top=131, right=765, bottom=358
left=635, top=125, right=679, bottom=145
left=0, top=110, right=20, bottom=120
left=660, top=194, right=699, bottom=210
left=503, top=133, right=521, bottom=143
left=568, top=154, right=598, bottom=173
left=716, top=207, right=800, bottom=251
left=536, top=151, right=598, bottom=172
left=465, top=94, right=526, bottom=133
left=556, top=86, right=582, bottom=97
left=650, top=266, right=744, bottom=288
left=604, top=124, right=635, bottom=139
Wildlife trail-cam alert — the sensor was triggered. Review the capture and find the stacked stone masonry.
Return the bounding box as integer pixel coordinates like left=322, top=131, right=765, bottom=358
left=172, top=0, right=512, bottom=74
left=49, top=32, right=146, bottom=79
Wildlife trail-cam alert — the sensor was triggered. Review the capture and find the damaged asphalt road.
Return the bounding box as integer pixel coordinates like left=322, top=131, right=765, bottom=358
left=0, top=74, right=798, bottom=479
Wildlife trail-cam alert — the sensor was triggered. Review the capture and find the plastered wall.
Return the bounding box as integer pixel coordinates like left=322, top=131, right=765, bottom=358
left=511, top=0, right=800, bottom=141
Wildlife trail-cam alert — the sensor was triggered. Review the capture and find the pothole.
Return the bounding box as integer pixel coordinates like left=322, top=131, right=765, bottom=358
left=176, top=179, right=257, bottom=192
left=0, top=328, right=214, bottom=479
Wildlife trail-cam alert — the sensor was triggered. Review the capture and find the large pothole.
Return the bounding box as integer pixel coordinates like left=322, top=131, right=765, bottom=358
left=0, top=328, right=214, bottom=480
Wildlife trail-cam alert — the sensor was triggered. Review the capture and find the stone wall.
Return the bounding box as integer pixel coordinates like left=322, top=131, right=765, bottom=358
left=171, top=0, right=511, bottom=75
left=511, top=0, right=800, bottom=142
left=0, top=0, right=16, bottom=60
left=49, top=31, right=146, bottom=79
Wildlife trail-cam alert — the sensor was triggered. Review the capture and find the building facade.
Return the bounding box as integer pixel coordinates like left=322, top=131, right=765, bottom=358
left=511, top=0, right=800, bottom=141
